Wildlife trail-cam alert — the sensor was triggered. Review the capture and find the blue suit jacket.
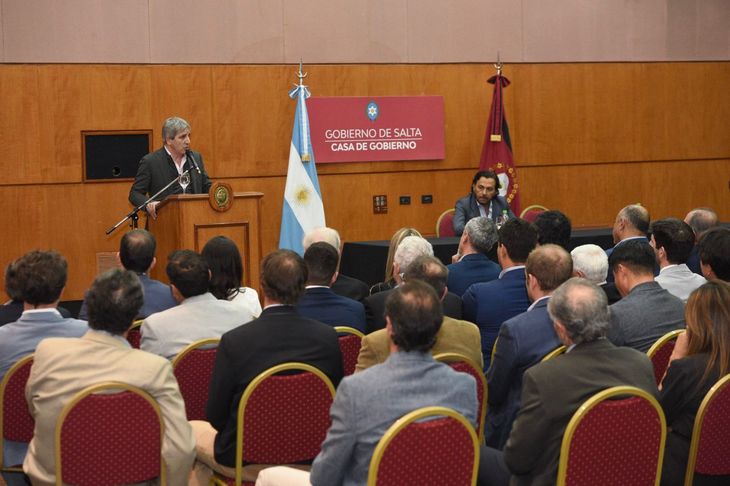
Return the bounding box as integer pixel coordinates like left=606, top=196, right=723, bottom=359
left=453, top=193, right=515, bottom=236
left=462, top=267, right=530, bottom=367
left=79, top=273, right=177, bottom=320
left=296, top=287, right=367, bottom=332
left=485, top=299, right=560, bottom=449
left=447, top=253, right=501, bottom=297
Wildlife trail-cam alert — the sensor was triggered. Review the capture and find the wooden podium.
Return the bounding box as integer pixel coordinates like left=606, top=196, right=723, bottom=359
left=148, top=192, right=263, bottom=289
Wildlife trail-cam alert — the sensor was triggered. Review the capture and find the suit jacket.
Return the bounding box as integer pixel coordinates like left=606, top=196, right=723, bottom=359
left=206, top=305, right=343, bottom=467
left=330, top=274, right=370, bottom=302
left=453, top=193, right=515, bottom=236
left=140, top=292, right=255, bottom=360
left=686, top=245, right=702, bottom=276
left=296, top=286, right=367, bottom=332
left=364, top=288, right=462, bottom=334
left=462, top=266, right=530, bottom=368
left=128, top=147, right=212, bottom=208
left=0, top=309, right=88, bottom=379
left=0, top=301, right=72, bottom=326
left=355, top=315, right=484, bottom=372
left=485, top=298, right=560, bottom=449
left=447, top=253, right=501, bottom=297
left=310, top=351, right=477, bottom=486
left=78, top=273, right=178, bottom=321
left=608, top=281, right=686, bottom=352
left=503, top=339, right=657, bottom=486
left=23, top=330, right=195, bottom=486
left=655, top=264, right=706, bottom=302
left=600, top=282, right=622, bottom=305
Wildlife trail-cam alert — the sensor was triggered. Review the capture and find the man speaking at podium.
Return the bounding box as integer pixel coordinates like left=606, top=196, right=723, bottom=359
left=129, top=116, right=212, bottom=219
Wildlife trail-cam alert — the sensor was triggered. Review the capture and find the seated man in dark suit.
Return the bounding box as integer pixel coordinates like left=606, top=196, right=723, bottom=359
left=570, top=244, right=621, bottom=304
left=477, top=278, right=658, bottom=486
left=296, top=242, right=367, bottom=332
left=189, top=250, right=343, bottom=485
left=463, top=219, right=538, bottom=368
left=683, top=207, right=718, bottom=275
left=486, top=244, right=573, bottom=449
left=364, top=236, right=462, bottom=333
left=605, top=204, right=653, bottom=282
left=608, top=240, right=685, bottom=352
left=447, top=217, right=500, bottom=296
left=303, top=227, right=369, bottom=301
left=696, top=226, right=730, bottom=282
left=1, top=258, right=73, bottom=326
left=533, top=210, right=571, bottom=251
left=453, top=169, right=516, bottom=236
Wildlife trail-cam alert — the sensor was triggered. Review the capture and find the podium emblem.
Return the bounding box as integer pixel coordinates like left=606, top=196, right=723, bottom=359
left=209, top=182, right=233, bottom=212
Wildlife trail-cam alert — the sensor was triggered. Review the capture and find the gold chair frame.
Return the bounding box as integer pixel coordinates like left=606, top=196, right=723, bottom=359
left=646, top=329, right=685, bottom=359
left=541, top=345, right=567, bottom=362
left=434, top=352, right=487, bottom=443
left=171, top=337, right=221, bottom=368
left=334, top=326, right=366, bottom=339
left=519, top=204, right=549, bottom=219
left=435, top=208, right=456, bottom=237
left=0, top=353, right=34, bottom=474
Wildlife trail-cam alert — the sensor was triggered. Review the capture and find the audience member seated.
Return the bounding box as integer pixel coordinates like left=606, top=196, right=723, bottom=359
left=357, top=255, right=483, bottom=371
left=201, top=235, right=261, bottom=317
left=447, top=217, right=500, bottom=296
left=651, top=218, right=706, bottom=302
left=0, top=250, right=88, bottom=486
left=477, top=278, right=657, bottom=486
left=453, top=169, right=515, bottom=236
left=533, top=210, right=572, bottom=250
left=369, top=226, right=422, bottom=295
left=296, top=241, right=366, bottom=332
left=303, top=227, right=369, bottom=301
left=486, top=244, right=573, bottom=449
left=140, top=250, right=255, bottom=360
left=255, top=280, right=478, bottom=486
left=660, top=281, right=730, bottom=486
left=23, top=269, right=195, bottom=486
left=605, top=204, right=653, bottom=282
left=571, top=244, right=621, bottom=304
left=608, top=240, right=685, bottom=352
left=684, top=207, right=719, bottom=275
left=364, top=235, right=462, bottom=333
left=189, top=250, right=343, bottom=485
left=78, top=229, right=177, bottom=320
left=0, top=257, right=73, bottom=326
left=462, top=219, right=537, bottom=367
left=697, top=227, right=730, bottom=282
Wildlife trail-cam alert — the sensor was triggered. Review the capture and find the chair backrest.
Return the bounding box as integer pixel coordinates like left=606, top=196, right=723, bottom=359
left=557, top=386, right=665, bottom=486
left=232, top=363, right=336, bottom=486
left=171, top=338, right=220, bottom=420
left=334, top=326, right=365, bottom=376
left=126, top=320, right=144, bottom=349
left=519, top=204, right=549, bottom=223
left=433, top=353, right=486, bottom=443
left=684, top=374, right=730, bottom=484
left=646, top=329, right=684, bottom=385
left=436, top=209, right=456, bottom=237
left=542, top=345, right=567, bottom=362
left=55, top=382, right=165, bottom=486
left=367, top=406, right=479, bottom=486
left=0, top=354, right=34, bottom=471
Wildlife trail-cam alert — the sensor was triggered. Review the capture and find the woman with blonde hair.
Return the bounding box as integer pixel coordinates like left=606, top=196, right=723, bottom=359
left=660, top=280, right=730, bottom=486
left=369, top=227, right=422, bottom=295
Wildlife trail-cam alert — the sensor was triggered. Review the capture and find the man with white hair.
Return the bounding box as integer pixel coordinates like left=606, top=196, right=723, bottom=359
left=363, top=236, right=462, bottom=333
left=303, top=227, right=369, bottom=301
left=570, top=244, right=621, bottom=304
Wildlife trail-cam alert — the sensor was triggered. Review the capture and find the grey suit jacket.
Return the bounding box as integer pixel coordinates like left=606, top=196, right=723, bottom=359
left=453, top=193, right=515, bottom=236
left=608, top=281, right=685, bottom=352
left=310, top=351, right=478, bottom=486
left=504, top=339, right=657, bottom=486
left=655, top=264, right=706, bottom=302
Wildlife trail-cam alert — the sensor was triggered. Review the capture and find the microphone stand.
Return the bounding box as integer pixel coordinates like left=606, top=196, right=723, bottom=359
left=105, top=168, right=192, bottom=235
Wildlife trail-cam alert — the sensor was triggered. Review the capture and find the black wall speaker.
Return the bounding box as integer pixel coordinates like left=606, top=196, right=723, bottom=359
left=82, top=130, right=152, bottom=181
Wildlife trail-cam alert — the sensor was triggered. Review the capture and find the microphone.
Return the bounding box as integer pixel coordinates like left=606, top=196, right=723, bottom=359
left=186, top=149, right=201, bottom=174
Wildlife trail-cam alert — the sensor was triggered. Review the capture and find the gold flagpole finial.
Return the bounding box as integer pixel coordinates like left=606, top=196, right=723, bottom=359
left=297, top=59, right=307, bottom=87
left=493, top=51, right=503, bottom=76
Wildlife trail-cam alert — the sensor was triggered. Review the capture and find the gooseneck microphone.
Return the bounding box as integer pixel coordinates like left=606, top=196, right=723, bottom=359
left=186, top=149, right=201, bottom=174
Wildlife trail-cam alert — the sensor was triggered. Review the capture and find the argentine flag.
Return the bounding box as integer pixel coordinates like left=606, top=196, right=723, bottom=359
left=278, top=84, right=325, bottom=255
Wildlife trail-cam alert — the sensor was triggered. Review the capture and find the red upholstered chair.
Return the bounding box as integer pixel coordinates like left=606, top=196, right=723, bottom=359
left=683, top=373, right=730, bottom=485
left=0, top=354, right=34, bottom=474
left=556, top=386, right=665, bottom=486
left=542, top=345, right=567, bottom=362
left=126, top=320, right=144, bottom=349
left=434, top=353, right=486, bottom=443
left=646, top=329, right=684, bottom=385
left=436, top=209, right=456, bottom=237
left=334, top=326, right=365, bottom=376
left=55, top=382, right=166, bottom=486
left=211, top=362, right=336, bottom=486
left=367, top=406, right=479, bottom=486
left=171, top=337, right=220, bottom=420
left=519, top=204, right=549, bottom=223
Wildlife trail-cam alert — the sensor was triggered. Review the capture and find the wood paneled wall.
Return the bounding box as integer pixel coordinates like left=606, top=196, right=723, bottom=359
left=1, top=62, right=728, bottom=299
